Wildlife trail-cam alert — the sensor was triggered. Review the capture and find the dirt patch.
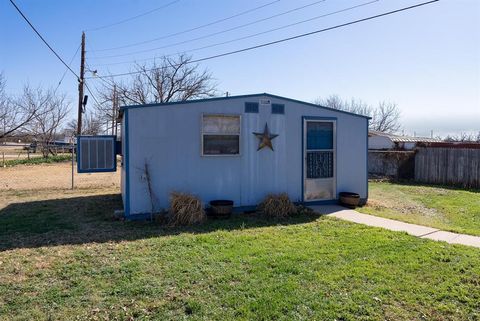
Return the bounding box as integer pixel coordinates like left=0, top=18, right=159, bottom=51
left=0, top=162, right=120, bottom=190
left=367, top=191, right=440, bottom=218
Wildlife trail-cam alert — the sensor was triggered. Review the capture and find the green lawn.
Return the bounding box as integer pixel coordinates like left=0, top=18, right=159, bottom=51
left=360, top=181, right=480, bottom=236
left=0, top=188, right=479, bottom=320
left=2, top=154, right=72, bottom=167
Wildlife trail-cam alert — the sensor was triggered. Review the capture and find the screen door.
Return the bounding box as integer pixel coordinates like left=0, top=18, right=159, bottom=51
left=303, top=119, right=336, bottom=201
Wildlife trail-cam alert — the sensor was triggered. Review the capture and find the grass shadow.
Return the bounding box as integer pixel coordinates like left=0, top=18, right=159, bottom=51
left=0, top=193, right=323, bottom=251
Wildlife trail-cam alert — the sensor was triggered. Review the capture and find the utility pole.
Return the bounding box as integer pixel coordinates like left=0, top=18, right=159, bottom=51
left=111, top=84, right=116, bottom=135
left=114, top=86, right=119, bottom=137
left=77, top=32, right=86, bottom=135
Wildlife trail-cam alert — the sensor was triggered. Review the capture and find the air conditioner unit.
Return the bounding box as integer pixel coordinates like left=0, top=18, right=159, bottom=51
left=77, top=135, right=117, bottom=173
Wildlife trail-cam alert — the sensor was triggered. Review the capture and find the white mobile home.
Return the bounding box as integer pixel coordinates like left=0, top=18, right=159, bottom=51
left=368, top=130, right=442, bottom=150
left=119, top=93, right=369, bottom=219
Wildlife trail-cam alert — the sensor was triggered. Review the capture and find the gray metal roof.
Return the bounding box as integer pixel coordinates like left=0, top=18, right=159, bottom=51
left=118, top=93, right=371, bottom=120
left=369, top=130, right=442, bottom=143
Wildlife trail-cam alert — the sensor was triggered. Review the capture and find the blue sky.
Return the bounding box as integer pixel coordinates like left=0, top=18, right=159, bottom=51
left=1, top=0, right=479, bottom=137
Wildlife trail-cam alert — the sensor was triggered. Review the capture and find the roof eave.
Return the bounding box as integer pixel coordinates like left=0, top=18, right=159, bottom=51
left=118, top=93, right=371, bottom=120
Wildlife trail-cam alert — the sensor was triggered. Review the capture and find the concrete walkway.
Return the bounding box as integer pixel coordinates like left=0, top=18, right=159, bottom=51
left=310, top=205, right=480, bottom=248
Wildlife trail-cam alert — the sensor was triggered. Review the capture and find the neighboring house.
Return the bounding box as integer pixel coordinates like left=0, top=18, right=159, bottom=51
left=368, top=130, right=442, bottom=150
left=116, top=93, right=369, bottom=219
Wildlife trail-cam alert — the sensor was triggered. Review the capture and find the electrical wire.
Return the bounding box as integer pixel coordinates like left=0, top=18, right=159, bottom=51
left=90, top=0, right=379, bottom=67
left=90, top=0, right=328, bottom=60
left=8, top=0, right=80, bottom=80
left=86, top=0, right=181, bottom=32
left=84, top=81, right=102, bottom=107
left=90, top=0, right=281, bottom=52
left=53, top=43, right=81, bottom=93
left=86, top=61, right=116, bottom=88
left=87, top=0, right=439, bottom=80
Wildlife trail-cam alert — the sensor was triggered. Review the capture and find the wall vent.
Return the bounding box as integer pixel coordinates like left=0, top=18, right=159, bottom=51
left=272, top=103, right=285, bottom=114
left=245, top=102, right=259, bottom=113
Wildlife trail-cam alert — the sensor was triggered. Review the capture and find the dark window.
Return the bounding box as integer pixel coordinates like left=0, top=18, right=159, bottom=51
left=203, top=135, right=240, bottom=155
left=271, top=103, right=285, bottom=114
left=244, top=102, right=259, bottom=113
left=306, top=122, right=333, bottom=150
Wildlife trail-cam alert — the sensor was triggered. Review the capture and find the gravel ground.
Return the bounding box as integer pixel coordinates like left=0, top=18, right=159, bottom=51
left=0, top=161, right=120, bottom=190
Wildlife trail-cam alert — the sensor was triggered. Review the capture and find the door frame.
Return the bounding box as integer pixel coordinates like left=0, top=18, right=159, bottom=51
left=301, top=116, right=337, bottom=203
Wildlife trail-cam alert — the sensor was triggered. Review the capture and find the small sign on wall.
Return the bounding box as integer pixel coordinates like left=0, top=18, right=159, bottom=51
left=259, top=98, right=271, bottom=106
left=77, top=136, right=117, bottom=173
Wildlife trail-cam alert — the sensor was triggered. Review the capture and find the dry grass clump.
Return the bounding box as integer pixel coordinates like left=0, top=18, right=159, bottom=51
left=169, top=192, right=206, bottom=226
left=258, top=193, right=297, bottom=219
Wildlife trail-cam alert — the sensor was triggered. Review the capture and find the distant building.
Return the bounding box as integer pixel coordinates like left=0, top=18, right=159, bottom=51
left=368, top=131, right=442, bottom=150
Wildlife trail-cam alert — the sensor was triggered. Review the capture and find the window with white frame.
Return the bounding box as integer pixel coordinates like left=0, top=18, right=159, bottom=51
left=202, top=114, right=240, bottom=155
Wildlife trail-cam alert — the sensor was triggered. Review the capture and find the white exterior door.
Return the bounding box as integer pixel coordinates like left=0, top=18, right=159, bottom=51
left=303, top=119, right=336, bottom=201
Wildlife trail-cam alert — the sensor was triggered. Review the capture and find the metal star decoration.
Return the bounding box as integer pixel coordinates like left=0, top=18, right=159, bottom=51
left=253, top=123, right=278, bottom=151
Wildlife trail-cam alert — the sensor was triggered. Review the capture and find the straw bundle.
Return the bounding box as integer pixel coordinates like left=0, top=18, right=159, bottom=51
left=258, top=193, right=297, bottom=219
left=169, top=192, right=206, bottom=226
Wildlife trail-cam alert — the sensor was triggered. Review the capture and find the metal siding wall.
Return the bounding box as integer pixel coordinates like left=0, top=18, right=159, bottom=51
left=127, top=96, right=367, bottom=214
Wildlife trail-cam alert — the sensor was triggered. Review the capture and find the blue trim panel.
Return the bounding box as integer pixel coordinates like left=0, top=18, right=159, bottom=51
left=365, top=118, right=369, bottom=202
left=124, top=200, right=368, bottom=221
left=78, top=168, right=117, bottom=173
left=303, top=200, right=338, bottom=206
left=304, top=198, right=368, bottom=206
left=125, top=213, right=151, bottom=221
left=119, top=93, right=371, bottom=120
left=77, top=135, right=117, bottom=173
left=301, top=117, right=305, bottom=202
left=232, top=205, right=257, bottom=213
left=301, top=116, right=338, bottom=202
left=303, top=116, right=337, bottom=120
left=78, top=135, right=118, bottom=138
left=125, top=206, right=257, bottom=221
left=124, top=109, right=131, bottom=218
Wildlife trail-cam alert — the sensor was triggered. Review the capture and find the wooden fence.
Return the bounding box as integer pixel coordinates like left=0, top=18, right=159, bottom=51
left=415, top=147, right=480, bottom=188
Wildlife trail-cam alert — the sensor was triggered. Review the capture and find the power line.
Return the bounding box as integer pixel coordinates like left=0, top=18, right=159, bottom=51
left=54, top=44, right=81, bottom=93
left=13, top=44, right=82, bottom=125
left=8, top=0, right=79, bottom=80
left=90, top=0, right=379, bottom=67
left=83, top=60, right=104, bottom=107
left=90, top=0, right=329, bottom=60
left=88, top=0, right=439, bottom=80
left=86, top=61, right=116, bottom=88
left=84, top=81, right=102, bottom=107
left=90, top=0, right=281, bottom=52
left=86, top=0, right=182, bottom=32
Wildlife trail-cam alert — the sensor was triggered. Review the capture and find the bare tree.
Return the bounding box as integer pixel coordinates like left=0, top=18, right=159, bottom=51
left=94, top=54, right=217, bottom=131
left=444, top=131, right=480, bottom=142
left=315, top=95, right=373, bottom=117
left=315, top=94, right=401, bottom=133
left=66, top=113, right=103, bottom=136
left=371, top=101, right=401, bottom=133
left=0, top=73, right=39, bottom=139
left=21, top=86, right=70, bottom=157
left=314, top=95, right=345, bottom=110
